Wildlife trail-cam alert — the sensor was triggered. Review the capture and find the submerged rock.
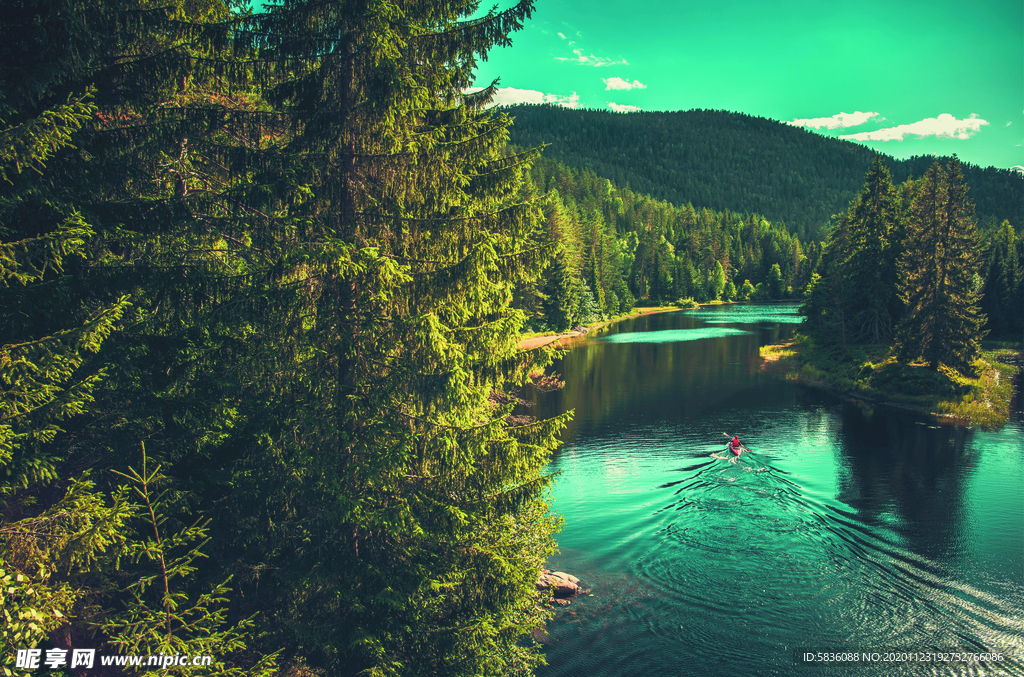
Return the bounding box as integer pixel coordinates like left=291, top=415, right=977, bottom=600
left=536, top=569, right=587, bottom=606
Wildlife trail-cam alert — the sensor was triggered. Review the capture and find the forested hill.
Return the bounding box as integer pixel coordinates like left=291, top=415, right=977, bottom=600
left=504, top=104, right=1024, bottom=241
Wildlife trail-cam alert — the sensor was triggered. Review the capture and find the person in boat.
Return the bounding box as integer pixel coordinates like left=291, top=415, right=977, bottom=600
left=729, top=436, right=743, bottom=456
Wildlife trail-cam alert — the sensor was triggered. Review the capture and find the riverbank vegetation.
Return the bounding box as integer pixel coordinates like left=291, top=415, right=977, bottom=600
left=513, top=149, right=1021, bottom=344
left=762, top=339, right=1020, bottom=428
left=518, top=154, right=817, bottom=332
left=765, top=155, right=1022, bottom=426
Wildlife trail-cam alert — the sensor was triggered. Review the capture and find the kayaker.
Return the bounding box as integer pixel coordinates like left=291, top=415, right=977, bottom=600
left=729, top=436, right=743, bottom=456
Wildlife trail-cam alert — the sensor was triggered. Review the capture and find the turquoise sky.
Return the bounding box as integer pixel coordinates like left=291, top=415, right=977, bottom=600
left=467, top=0, right=1024, bottom=170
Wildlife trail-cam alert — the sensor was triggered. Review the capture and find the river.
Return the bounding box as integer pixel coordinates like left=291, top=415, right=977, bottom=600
left=527, top=303, right=1023, bottom=677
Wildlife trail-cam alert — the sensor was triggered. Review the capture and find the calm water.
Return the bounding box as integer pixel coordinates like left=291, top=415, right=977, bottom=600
left=528, top=303, right=1023, bottom=677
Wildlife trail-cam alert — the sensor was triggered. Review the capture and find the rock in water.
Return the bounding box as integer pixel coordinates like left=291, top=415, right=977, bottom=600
left=536, top=569, right=586, bottom=602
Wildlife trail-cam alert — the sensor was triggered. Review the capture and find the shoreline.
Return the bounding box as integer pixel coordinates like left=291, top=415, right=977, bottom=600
left=517, top=305, right=689, bottom=350
left=761, top=338, right=1022, bottom=428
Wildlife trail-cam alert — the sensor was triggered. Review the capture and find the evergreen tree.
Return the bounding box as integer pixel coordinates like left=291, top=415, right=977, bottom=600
left=542, top=246, right=577, bottom=331
left=3, top=0, right=567, bottom=675
left=895, top=158, right=986, bottom=374
left=0, top=78, right=132, bottom=677
left=723, top=280, right=737, bottom=302
left=220, top=1, right=569, bottom=673
left=1, top=0, right=280, bottom=672
left=980, top=220, right=1023, bottom=337
left=583, top=209, right=607, bottom=316
left=841, top=155, right=899, bottom=342
left=671, top=256, right=692, bottom=300
left=800, top=213, right=853, bottom=343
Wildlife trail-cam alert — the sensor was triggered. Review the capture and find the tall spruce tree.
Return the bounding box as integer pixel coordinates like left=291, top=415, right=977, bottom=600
left=542, top=246, right=577, bottom=331
left=801, top=212, right=853, bottom=343
left=219, top=1, right=569, bottom=673
left=841, top=155, right=899, bottom=343
left=895, top=158, right=986, bottom=374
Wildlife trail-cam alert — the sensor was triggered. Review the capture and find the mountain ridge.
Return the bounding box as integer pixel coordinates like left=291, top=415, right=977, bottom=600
left=503, top=105, right=1023, bottom=240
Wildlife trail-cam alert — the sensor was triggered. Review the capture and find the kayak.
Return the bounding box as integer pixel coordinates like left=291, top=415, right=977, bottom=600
left=728, top=444, right=743, bottom=456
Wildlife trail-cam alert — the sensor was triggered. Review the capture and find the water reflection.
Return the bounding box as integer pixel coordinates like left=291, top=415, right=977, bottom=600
left=835, top=403, right=976, bottom=561
left=527, top=304, right=1023, bottom=677
left=528, top=309, right=801, bottom=441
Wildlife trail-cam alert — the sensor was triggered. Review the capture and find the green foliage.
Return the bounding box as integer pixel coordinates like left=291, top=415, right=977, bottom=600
left=839, top=156, right=900, bottom=342
left=210, top=2, right=566, bottom=673
left=3, top=0, right=567, bottom=675
left=934, top=353, right=1019, bottom=427
left=707, top=261, right=726, bottom=301
left=0, top=562, right=77, bottom=677
left=542, top=247, right=577, bottom=331
left=525, top=155, right=814, bottom=310
left=895, top=158, right=987, bottom=375
left=0, top=91, right=96, bottom=185
left=980, top=220, right=1023, bottom=337
left=802, top=155, right=992, bottom=379
left=766, top=263, right=785, bottom=300
left=0, top=74, right=129, bottom=489
left=767, top=338, right=1019, bottom=428
left=102, top=449, right=279, bottom=676
left=0, top=298, right=129, bottom=489
left=867, top=361, right=963, bottom=398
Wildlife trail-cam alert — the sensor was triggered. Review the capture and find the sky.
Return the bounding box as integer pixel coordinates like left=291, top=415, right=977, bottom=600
left=465, top=0, right=1024, bottom=171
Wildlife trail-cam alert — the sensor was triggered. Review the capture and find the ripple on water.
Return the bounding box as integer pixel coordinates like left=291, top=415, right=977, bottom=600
left=537, top=305, right=1023, bottom=677
left=625, top=450, right=1024, bottom=672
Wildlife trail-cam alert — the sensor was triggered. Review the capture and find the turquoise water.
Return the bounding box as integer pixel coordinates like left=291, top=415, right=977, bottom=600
left=529, top=303, right=1023, bottom=677
left=598, top=327, right=751, bottom=344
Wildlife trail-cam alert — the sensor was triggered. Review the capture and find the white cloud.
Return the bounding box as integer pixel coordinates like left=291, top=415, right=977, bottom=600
left=603, top=77, right=647, bottom=91
left=558, top=32, right=566, bottom=39
left=609, top=102, right=642, bottom=113
left=1006, top=121, right=1012, bottom=126
left=839, top=113, right=989, bottom=141
left=785, top=111, right=881, bottom=130
left=556, top=48, right=628, bottom=67
left=463, top=86, right=580, bottom=109
left=1011, top=165, right=1024, bottom=175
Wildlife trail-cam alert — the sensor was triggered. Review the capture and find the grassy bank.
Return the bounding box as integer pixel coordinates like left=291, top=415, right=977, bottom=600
left=761, top=336, right=1022, bottom=428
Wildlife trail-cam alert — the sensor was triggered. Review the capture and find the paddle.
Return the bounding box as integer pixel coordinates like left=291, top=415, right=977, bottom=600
left=721, top=432, right=751, bottom=455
